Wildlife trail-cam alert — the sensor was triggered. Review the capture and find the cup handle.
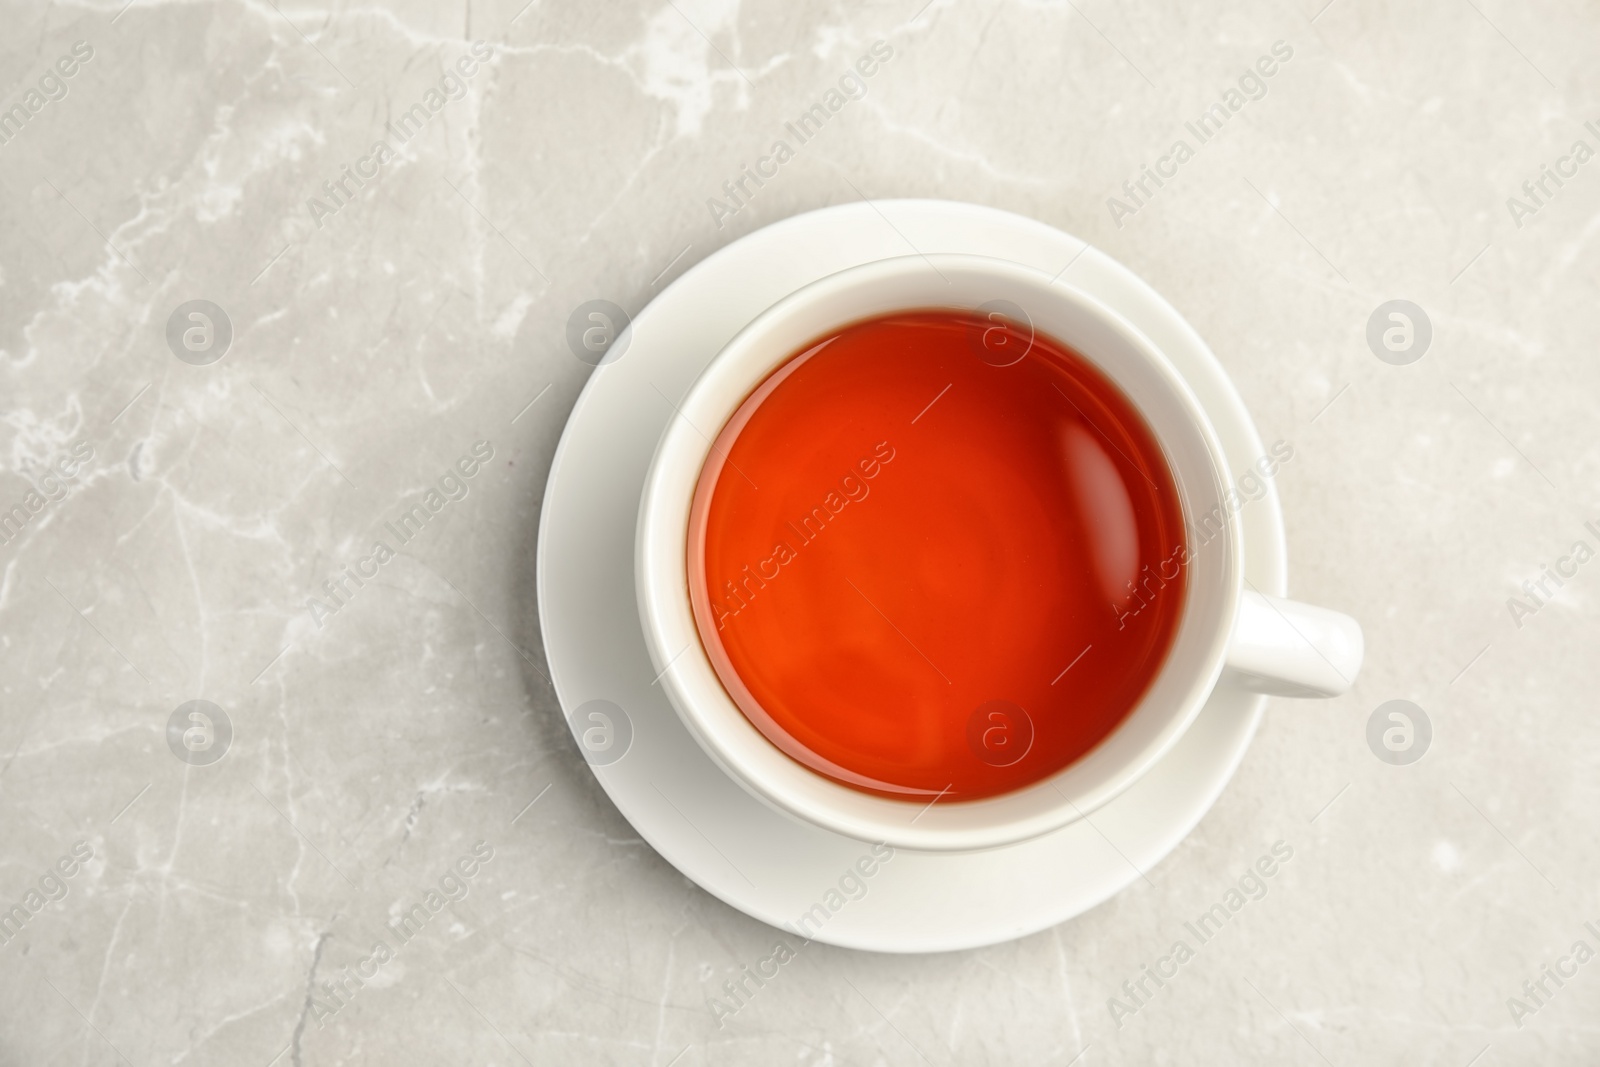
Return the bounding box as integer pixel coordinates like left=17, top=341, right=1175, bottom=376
left=1221, top=589, right=1364, bottom=698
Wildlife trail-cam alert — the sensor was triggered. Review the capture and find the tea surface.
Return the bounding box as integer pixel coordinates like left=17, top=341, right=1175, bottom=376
left=688, top=310, right=1187, bottom=800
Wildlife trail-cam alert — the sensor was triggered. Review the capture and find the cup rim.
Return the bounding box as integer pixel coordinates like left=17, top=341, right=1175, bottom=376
left=636, top=253, right=1242, bottom=852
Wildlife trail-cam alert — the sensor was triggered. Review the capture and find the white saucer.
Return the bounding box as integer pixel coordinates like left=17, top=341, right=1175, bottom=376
left=537, top=200, right=1286, bottom=953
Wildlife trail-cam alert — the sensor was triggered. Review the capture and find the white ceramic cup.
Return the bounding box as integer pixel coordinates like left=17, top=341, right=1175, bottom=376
left=636, top=254, right=1362, bottom=853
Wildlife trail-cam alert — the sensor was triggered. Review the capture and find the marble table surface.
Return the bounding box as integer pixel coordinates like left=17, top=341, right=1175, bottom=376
left=2, top=0, right=1597, bottom=1063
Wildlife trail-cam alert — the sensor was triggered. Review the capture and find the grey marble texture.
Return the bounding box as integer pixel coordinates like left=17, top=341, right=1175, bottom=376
left=1, top=0, right=1597, bottom=1063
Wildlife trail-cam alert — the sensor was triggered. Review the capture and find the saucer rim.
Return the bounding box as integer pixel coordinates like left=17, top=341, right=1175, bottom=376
left=537, top=198, right=1285, bottom=953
